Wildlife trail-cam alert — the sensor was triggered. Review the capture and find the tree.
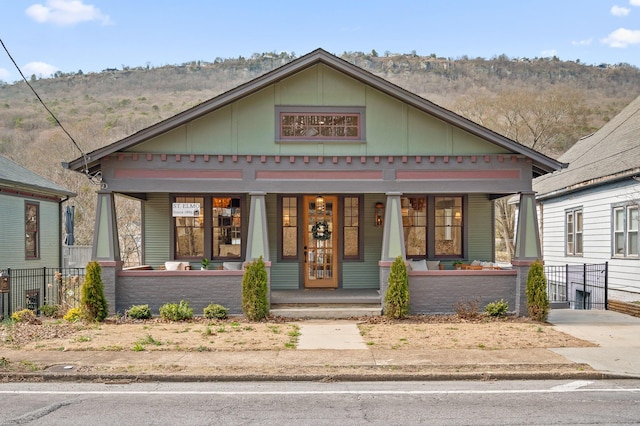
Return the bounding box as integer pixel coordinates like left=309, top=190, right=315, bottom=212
left=81, top=260, right=109, bottom=321
left=384, top=256, right=410, bottom=319
left=242, top=256, right=269, bottom=321
left=526, top=260, right=549, bottom=321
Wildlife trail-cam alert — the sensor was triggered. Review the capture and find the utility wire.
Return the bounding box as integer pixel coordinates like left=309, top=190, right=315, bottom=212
left=0, top=37, right=90, bottom=171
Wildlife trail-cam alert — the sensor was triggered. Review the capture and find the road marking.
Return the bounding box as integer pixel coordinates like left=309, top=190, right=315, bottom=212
left=551, top=381, right=594, bottom=391
left=1, top=388, right=639, bottom=396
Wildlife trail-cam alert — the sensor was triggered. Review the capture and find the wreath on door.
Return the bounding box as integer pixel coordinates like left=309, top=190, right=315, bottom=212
left=312, top=221, right=331, bottom=241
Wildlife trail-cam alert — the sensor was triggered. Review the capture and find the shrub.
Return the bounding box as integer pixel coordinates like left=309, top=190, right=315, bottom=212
left=63, top=307, right=83, bottom=323
left=455, top=298, right=480, bottom=319
left=81, top=261, right=109, bottom=322
left=204, top=304, right=228, bottom=320
left=485, top=299, right=509, bottom=317
left=159, top=300, right=193, bottom=321
left=127, top=304, right=152, bottom=320
left=526, top=260, right=550, bottom=322
left=384, top=256, right=410, bottom=319
left=11, top=309, right=40, bottom=324
left=39, top=304, right=60, bottom=318
left=242, top=257, right=269, bottom=321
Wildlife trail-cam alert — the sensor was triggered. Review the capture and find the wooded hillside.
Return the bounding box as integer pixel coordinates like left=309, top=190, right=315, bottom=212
left=2, top=50, right=639, bottom=260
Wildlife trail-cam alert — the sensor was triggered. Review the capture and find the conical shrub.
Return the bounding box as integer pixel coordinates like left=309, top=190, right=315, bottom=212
left=81, top=260, right=109, bottom=322
left=526, top=260, right=549, bottom=322
left=384, top=256, right=410, bottom=319
left=242, top=256, right=269, bottom=321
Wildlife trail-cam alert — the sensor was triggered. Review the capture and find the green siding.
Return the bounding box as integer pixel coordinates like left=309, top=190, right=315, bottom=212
left=0, top=194, right=60, bottom=268
left=266, top=193, right=300, bottom=290
left=144, top=193, right=171, bottom=267
left=466, top=194, right=495, bottom=262
left=126, top=64, right=510, bottom=158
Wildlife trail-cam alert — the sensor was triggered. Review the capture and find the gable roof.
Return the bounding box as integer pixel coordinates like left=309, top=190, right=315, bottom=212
left=534, top=94, right=640, bottom=199
left=0, top=155, right=75, bottom=198
left=65, top=48, right=564, bottom=177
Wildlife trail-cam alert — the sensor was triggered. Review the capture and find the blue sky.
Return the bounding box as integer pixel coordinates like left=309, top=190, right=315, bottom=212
left=1, top=0, right=639, bottom=82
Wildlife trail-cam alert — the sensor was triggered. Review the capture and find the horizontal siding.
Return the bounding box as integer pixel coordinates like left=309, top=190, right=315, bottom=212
left=0, top=194, right=60, bottom=269
left=541, top=180, right=640, bottom=295
left=466, top=194, right=494, bottom=262
left=144, top=193, right=171, bottom=267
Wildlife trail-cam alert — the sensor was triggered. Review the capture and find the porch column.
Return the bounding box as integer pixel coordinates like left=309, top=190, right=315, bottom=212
left=512, top=191, right=542, bottom=316
left=92, top=190, right=120, bottom=262
left=92, top=190, right=121, bottom=315
left=246, top=192, right=270, bottom=261
left=381, top=192, right=406, bottom=261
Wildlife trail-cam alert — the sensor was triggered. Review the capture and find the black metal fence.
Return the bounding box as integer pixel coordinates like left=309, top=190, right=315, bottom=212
left=544, top=263, right=608, bottom=310
left=0, top=267, right=85, bottom=320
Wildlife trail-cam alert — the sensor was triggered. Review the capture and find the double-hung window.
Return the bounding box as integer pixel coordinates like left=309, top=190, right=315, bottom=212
left=565, top=208, right=583, bottom=256
left=613, top=204, right=638, bottom=257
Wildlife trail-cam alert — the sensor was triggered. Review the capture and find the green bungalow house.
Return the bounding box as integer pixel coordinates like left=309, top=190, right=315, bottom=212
left=1, top=155, right=76, bottom=315
left=64, top=49, right=563, bottom=316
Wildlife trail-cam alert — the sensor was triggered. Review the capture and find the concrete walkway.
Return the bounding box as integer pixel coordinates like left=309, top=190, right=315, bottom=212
left=296, top=320, right=368, bottom=350
left=549, top=309, right=640, bottom=377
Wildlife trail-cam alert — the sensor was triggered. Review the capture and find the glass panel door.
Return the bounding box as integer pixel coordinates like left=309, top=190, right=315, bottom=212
left=303, top=195, right=338, bottom=288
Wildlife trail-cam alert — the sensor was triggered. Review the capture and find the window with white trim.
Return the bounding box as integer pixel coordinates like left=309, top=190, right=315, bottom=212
left=565, top=208, right=583, bottom=256
left=613, top=204, right=638, bottom=257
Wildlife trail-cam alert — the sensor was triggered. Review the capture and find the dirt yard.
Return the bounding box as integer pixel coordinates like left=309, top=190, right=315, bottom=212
left=0, top=314, right=595, bottom=353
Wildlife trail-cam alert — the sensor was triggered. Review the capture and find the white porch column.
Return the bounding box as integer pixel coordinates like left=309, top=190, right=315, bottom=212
left=246, top=192, right=270, bottom=261
left=381, top=192, right=406, bottom=261
left=92, top=191, right=120, bottom=262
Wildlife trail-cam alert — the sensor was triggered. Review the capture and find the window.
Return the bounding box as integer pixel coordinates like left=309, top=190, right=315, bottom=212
left=613, top=204, right=638, bottom=257
left=434, top=197, right=463, bottom=256
left=276, top=107, right=365, bottom=141
left=282, top=196, right=298, bottom=259
left=343, top=197, right=360, bottom=258
left=173, top=196, right=242, bottom=260
left=402, top=196, right=464, bottom=259
left=565, top=208, right=583, bottom=256
left=25, top=202, right=39, bottom=259
left=402, top=197, right=427, bottom=257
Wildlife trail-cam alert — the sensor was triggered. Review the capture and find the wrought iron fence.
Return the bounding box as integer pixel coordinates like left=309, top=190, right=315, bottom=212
left=0, top=267, right=85, bottom=320
left=544, top=263, right=608, bottom=310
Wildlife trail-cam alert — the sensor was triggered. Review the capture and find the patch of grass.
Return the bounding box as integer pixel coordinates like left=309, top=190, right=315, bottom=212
left=103, top=345, right=124, bottom=351
left=19, top=361, right=40, bottom=371
left=285, top=325, right=300, bottom=349
left=133, top=342, right=144, bottom=352
left=203, top=326, right=213, bottom=336
left=133, top=334, right=162, bottom=351
left=268, top=325, right=280, bottom=334
left=74, top=335, right=92, bottom=343
left=217, top=325, right=227, bottom=333
left=196, top=345, right=210, bottom=352
left=366, top=341, right=375, bottom=346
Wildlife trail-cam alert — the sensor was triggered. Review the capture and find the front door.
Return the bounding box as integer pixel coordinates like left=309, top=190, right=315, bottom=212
left=303, top=195, right=338, bottom=288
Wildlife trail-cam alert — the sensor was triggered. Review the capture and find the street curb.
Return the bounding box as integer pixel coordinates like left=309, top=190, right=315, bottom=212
left=2, top=370, right=636, bottom=383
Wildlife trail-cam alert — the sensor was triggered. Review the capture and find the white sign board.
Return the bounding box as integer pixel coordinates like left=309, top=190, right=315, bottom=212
left=172, top=203, right=201, bottom=217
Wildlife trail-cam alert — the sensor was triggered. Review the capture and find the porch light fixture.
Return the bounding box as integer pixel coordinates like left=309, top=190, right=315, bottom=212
left=316, top=195, right=325, bottom=212
left=375, top=202, right=384, bottom=227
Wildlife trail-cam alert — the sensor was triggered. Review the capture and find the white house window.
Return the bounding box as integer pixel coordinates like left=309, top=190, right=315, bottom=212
left=613, top=205, right=638, bottom=257
left=565, top=208, right=583, bottom=256
left=276, top=106, right=365, bottom=141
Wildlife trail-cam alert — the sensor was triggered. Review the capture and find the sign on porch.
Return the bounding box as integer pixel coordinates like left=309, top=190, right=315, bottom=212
left=172, top=203, right=201, bottom=217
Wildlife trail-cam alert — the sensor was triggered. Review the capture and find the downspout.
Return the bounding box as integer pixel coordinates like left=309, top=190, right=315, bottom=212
left=58, top=196, right=69, bottom=269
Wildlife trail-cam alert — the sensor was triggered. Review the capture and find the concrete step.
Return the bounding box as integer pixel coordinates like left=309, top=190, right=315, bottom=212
left=270, top=304, right=382, bottom=319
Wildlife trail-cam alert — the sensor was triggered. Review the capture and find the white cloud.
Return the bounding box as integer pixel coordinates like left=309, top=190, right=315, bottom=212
left=602, top=27, right=640, bottom=47
left=0, top=68, right=11, bottom=82
left=611, top=5, right=631, bottom=16
left=25, top=0, right=112, bottom=26
left=541, top=49, right=558, bottom=57
left=571, top=38, right=593, bottom=46
left=22, top=62, right=59, bottom=78
left=631, top=0, right=640, bottom=7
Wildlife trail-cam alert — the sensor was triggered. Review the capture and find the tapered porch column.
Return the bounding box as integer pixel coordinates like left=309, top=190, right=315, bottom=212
left=246, top=192, right=270, bottom=261
left=512, top=191, right=542, bottom=316
left=92, top=190, right=120, bottom=262
left=381, top=192, right=406, bottom=261
left=92, top=190, right=120, bottom=315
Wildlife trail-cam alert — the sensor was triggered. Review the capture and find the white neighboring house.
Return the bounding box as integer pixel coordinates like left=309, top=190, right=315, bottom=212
left=533, top=95, right=640, bottom=302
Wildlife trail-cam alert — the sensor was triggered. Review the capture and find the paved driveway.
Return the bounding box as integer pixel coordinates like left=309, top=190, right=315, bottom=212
left=548, top=309, right=640, bottom=377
